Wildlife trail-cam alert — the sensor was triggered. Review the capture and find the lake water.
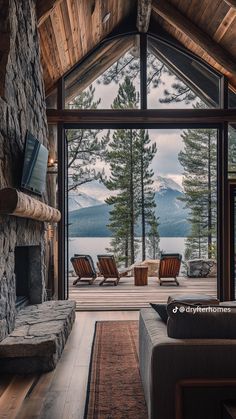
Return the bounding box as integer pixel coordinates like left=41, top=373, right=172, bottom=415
left=69, top=237, right=186, bottom=266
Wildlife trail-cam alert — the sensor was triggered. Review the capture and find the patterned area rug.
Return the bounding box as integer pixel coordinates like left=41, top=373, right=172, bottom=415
left=84, top=320, right=148, bottom=419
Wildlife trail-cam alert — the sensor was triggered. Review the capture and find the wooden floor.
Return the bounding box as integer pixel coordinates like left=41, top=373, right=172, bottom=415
left=0, top=277, right=217, bottom=418
left=0, top=311, right=139, bottom=419
left=69, top=275, right=217, bottom=310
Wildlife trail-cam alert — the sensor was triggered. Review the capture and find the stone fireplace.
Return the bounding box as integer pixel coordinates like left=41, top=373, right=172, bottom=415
left=0, top=1, right=75, bottom=374
left=0, top=0, right=49, bottom=341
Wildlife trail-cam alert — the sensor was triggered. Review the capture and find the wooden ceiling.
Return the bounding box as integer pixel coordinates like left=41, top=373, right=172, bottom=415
left=38, top=0, right=236, bottom=94
left=152, top=0, right=236, bottom=92
left=38, top=0, right=135, bottom=93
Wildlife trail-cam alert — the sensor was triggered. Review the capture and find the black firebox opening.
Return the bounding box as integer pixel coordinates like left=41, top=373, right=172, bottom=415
left=15, top=246, right=30, bottom=309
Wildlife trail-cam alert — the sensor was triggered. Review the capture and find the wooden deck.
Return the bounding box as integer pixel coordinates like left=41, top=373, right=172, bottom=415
left=69, top=275, right=217, bottom=310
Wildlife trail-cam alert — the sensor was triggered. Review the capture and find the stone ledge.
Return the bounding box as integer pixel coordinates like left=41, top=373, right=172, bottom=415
left=0, top=300, right=76, bottom=373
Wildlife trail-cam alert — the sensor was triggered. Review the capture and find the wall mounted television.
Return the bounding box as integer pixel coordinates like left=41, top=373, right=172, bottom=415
left=21, top=131, right=48, bottom=196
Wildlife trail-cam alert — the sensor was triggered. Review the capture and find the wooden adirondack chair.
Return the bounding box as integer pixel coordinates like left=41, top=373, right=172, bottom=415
left=71, top=254, right=97, bottom=285
left=97, top=254, right=130, bottom=286
left=158, top=253, right=182, bottom=286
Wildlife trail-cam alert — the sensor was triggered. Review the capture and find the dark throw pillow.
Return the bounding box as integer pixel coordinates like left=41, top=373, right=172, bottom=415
left=150, top=303, right=168, bottom=323
left=167, top=305, right=236, bottom=339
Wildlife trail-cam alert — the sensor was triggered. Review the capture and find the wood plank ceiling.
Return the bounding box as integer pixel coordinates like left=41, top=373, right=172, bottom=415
left=38, top=0, right=236, bottom=94
left=38, top=0, right=135, bottom=93
left=151, top=0, right=236, bottom=92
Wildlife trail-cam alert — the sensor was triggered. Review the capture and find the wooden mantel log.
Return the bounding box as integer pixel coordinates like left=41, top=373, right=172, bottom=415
left=0, top=188, right=61, bottom=223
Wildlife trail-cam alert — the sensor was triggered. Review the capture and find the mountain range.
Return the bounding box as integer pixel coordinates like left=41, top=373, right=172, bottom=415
left=68, top=177, right=190, bottom=237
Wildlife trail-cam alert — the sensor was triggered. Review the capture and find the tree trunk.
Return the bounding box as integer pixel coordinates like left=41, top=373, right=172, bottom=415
left=125, top=235, right=129, bottom=268
left=141, top=142, right=146, bottom=261
left=130, top=130, right=135, bottom=264
left=198, top=218, right=201, bottom=258
left=207, top=133, right=212, bottom=259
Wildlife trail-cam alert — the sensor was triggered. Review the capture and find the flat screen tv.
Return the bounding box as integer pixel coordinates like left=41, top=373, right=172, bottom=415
left=21, top=131, right=48, bottom=196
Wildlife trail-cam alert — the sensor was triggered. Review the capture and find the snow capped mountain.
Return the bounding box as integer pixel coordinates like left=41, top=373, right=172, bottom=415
left=69, top=176, right=183, bottom=211
left=153, top=176, right=183, bottom=193
left=68, top=192, right=102, bottom=211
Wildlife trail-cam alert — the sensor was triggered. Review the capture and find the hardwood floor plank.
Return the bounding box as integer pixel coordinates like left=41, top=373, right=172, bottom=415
left=0, top=376, right=36, bottom=419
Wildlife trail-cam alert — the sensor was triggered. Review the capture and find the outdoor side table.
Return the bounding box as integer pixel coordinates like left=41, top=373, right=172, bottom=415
left=134, top=266, right=148, bottom=286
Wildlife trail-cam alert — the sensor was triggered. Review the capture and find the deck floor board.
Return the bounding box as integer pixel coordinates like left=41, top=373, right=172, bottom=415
left=69, top=276, right=217, bottom=310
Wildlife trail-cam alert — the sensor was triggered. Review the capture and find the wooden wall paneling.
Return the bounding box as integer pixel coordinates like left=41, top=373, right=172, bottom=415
left=77, top=0, right=89, bottom=55
left=116, top=0, right=123, bottom=27
left=98, top=0, right=114, bottom=42
left=82, top=0, right=94, bottom=51
left=39, top=0, right=135, bottom=91
left=50, top=6, right=71, bottom=71
left=37, top=0, right=64, bottom=26
left=167, top=0, right=183, bottom=12
left=186, top=0, right=209, bottom=26
left=44, top=19, right=63, bottom=81
left=218, top=19, right=236, bottom=56
left=111, top=0, right=118, bottom=30
left=213, top=8, right=236, bottom=43
left=60, top=0, right=77, bottom=65
left=182, top=0, right=202, bottom=20
left=197, top=0, right=224, bottom=32
left=224, top=0, right=236, bottom=10
left=66, top=0, right=82, bottom=63
left=40, top=50, right=52, bottom=88
left=91, top=0, right=102, bottom=46
left=152, top=0, right=236, bottom=75
left=39, top=23, right=60, bottom=85
left=205, top=1, right=230, bottom=37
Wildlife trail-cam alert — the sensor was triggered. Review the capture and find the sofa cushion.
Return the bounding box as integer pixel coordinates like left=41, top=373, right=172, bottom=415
left=167, top=294, right=219, bottom=305
left=167, top=304, right=236, bottom=338
left=150, top=303, right=168, bottom=323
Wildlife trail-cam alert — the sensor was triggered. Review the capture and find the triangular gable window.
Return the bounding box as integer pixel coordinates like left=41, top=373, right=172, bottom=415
left=64, top=33, right=222, bottom=110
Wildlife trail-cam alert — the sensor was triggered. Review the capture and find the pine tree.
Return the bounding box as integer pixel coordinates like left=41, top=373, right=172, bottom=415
left=105, top=127, right=139, bottom=266
left=136, top=129, right=157, bottom=260
left=146, top=214, right=160, bottom=259
left=67, top=86, right=108, bottom=191
left=105, top=77, right=158, bottom=265
left=178, top=109, right=217, bottom=260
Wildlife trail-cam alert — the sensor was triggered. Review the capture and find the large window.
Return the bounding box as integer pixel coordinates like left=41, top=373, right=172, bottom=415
left=50, top=30, right=234, bottom=301
left=147, top=36, right=220, bottom=109
left=67, top=126, right=218, bottom=288
left=64, top=35, right=140, bottom=109
left=62, top=33, right=223, bottom=112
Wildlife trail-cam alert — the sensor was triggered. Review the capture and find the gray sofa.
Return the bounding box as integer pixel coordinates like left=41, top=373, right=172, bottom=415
left=139, top=308, right=236, bottom=419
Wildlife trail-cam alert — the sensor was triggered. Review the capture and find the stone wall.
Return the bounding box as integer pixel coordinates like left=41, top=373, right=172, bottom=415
left=0, top=0, right=48, bottom=340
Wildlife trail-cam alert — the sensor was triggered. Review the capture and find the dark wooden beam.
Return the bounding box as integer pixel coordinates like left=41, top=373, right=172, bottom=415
left=36, top=0, right=63, bottom=27
left=152, top=0, right=236, bottom=75
left=137, top=0, right=152, bottom=32
left=47, top=108, right=236, bottom=125
left=224, top=0, right=236, bottom=10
